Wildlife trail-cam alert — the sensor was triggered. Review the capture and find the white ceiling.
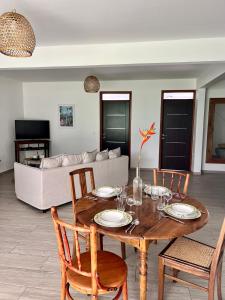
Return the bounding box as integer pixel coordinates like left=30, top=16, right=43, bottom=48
left=1, top=0, right=225, bottom=46
left=0, top=63, right=223, bottom=82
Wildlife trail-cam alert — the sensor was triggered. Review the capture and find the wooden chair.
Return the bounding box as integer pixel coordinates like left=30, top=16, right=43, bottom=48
left=69, top=167, right=126, bottom=259
left=69, top=167, right=96, bottom=223
left=51, top=207, right=128, bottom=300
left=153, top=169, right=190, bottom=196
left=158, top=217, right=225, bottom=300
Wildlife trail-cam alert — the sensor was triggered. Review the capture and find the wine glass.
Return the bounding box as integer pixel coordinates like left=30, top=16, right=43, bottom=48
left=163, top=191, right=173, bottom=206
left=126, top=197, right=135, bottom=215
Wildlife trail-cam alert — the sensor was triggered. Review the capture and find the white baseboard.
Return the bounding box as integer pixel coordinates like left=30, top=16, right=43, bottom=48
left=191, top=171, right=202, bottom=175
left=202, top=170, right=225, bottom=174
left=0, top=168, right=13, bottom=175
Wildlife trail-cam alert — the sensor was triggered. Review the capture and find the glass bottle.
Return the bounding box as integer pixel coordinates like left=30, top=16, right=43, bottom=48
left=133, top=166, right=143, bottom=205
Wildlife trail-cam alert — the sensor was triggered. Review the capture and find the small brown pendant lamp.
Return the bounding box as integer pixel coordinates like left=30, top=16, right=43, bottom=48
left=84, top=75, right=100, bottom=93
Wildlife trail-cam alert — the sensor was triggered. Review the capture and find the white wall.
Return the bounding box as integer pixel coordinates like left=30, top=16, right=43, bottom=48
left=0, top=77, right=23, bottom=173
left=23, top=78, right=196, bottom=169
left=23, top=82, right=99, bottom=157
left=191, top=88, right=206, bottom=174
left=203, top=78, right=225, bottom=172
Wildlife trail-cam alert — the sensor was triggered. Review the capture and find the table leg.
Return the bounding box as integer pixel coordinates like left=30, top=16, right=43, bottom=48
left=139, top=239, right=148, bottom=300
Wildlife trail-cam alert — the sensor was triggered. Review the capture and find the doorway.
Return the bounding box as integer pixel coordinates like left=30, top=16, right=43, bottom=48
left=159, top=90, right=195, bottom=171
left=100, top=92, right=131, bottom=158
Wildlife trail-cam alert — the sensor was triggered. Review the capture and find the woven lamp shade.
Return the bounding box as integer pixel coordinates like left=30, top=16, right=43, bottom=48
left=0, top=11, right=36, bottom=57
left=84, top=75, right=100, bottom=93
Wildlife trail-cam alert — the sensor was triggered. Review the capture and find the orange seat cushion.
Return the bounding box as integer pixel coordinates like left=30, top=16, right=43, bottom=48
left=67, top=250, right=127, bottom=294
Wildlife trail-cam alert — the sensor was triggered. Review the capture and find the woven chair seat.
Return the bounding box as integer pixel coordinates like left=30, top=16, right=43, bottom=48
left=161, top=237, right=215, bottom=270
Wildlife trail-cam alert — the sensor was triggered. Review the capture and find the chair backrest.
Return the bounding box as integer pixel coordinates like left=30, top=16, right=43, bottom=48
left=153, top=169, right=190, bottom=195
left=69, top=167, right=95, bottom=222
left=51, top=207, right=99, bottom=296
left=211, top=217, right=225, bottom=272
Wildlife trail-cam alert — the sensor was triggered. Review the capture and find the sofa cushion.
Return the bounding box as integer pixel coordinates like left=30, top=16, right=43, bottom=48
left=82, top=149, right=97, bottom=163
left=96, top=149, right=109, bottom=161
left=109, top=147, right=121, bottom=159
left=40, top=154, right=64, bottom=169
left=62, top=154, right=83, bottom=167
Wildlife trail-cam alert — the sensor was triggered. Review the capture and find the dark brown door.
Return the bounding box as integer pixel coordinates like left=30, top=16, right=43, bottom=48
left=160, top=91, right=195, bottom=171
left=100, top=92, right=131, bottom=157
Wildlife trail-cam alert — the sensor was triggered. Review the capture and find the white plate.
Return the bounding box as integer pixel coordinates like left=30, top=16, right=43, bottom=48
left=97, top=186, right=114, bottom=196
left=101, top=210, right=123, bottom=223
left=164, top=203, right=201, bottom=220
left=92, top=186, right=121, bottom=198
left=144, top=185, right=172, bottom=197
left=94, top=209, right=132, bottom=227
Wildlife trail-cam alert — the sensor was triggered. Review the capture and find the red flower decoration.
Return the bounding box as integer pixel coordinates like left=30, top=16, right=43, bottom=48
left=139, top=122, right=156, bottom=150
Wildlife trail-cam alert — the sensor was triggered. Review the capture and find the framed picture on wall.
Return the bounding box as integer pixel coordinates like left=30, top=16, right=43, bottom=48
left=58, top=104, right=75, bottom=127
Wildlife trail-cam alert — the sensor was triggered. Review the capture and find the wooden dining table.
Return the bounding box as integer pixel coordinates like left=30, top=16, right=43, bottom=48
left=77, top=190, right=209, bottom=300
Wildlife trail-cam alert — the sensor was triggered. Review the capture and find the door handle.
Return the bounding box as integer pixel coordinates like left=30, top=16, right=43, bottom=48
left=162, top=133, right=167, bottom=137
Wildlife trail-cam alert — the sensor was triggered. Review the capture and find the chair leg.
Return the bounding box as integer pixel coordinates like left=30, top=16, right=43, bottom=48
left=217, top=262, right=223, bottom=300
left=158, top=257, right=165, bottom=300
left=66, top=284, right=74, bottom=300
left=61, top=271, right=67, bottom=300
left=121, top=242, right=126, bottom=260
left=208, top=276, right=215, bottom=300
left=122, top=280, right=128, bottom=300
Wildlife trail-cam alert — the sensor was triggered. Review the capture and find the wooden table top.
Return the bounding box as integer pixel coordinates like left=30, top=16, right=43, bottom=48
left=77, top=194, right=209, bottom=241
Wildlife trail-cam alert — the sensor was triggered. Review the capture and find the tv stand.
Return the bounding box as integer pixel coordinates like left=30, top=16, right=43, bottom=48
left=15, top=139, right=50, bottom=164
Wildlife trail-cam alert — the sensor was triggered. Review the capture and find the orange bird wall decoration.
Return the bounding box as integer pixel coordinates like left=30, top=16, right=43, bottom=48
left=138, top=122, right=156, bottom=166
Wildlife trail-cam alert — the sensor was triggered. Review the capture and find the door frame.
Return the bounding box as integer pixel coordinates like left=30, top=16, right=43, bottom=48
left=99, top=91, right=132, bottom=161
left=159, top=90, right=196, bottom=171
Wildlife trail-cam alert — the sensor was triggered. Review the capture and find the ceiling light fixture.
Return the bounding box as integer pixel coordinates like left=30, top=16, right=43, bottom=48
left=0, top=10, right=36, bottom=57
left=84, top=75, right=100, bottom=93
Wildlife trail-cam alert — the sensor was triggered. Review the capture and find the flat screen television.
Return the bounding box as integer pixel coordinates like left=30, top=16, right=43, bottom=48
left=15, top=120, right=50, bottom=140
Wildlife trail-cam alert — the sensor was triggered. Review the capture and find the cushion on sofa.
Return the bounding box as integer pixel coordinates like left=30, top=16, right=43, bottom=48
left=40, top=154, right=64, bottom=169
left=62, top=154, right=83, bottom=167
left=40, top=157, right=61, bottom=169
left=82, top=149, right=97, bottom=163
left=96, top=149, right=109, bottom=161
left=109, top=147, right=121, bottom=159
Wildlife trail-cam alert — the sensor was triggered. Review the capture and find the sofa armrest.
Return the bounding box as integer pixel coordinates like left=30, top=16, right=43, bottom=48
left=14, top=163, right=44, bottom=210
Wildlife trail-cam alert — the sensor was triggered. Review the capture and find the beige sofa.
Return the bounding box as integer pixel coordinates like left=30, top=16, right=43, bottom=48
left=14, top=156, right=129, bottom=211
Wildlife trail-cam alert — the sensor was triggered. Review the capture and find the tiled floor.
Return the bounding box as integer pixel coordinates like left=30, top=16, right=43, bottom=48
left=0, top=170, right=224, bottom=299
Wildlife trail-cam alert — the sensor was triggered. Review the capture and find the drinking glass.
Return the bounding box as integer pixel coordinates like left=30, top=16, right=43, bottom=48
left=126, top=197, right=135, bottom=215
left=143, top=183, right=150, bottom=198
left=121, top=185, right=128, bottom=197
left=151, top=186, right=159, bottom=200
left=157, top=195, right=166, bottom=211
left=117, top=195, right=126, bottom=211
left=114, top=185, right=122, bottom=201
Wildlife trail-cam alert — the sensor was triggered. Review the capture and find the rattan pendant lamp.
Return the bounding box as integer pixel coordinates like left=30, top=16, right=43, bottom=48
left=84, top=75, right=100, bottom=93
left=0, top=10, right=36, bottom=57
